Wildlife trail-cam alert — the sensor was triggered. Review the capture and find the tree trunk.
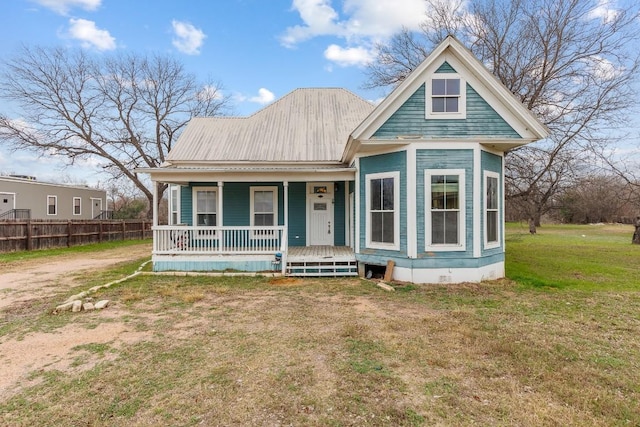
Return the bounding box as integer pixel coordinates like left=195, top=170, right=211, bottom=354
left=633, top=217, right=640, bottom=244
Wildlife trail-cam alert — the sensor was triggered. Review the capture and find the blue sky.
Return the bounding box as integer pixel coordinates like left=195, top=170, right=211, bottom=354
left=0, top=0, right=431, bottom=185
left=0, top=0, right=637, bottom=185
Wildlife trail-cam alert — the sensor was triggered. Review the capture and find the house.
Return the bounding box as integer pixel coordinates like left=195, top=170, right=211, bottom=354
left=138, top=36, right=548, bottom=283
left=0, top=175, right=108, bottom=220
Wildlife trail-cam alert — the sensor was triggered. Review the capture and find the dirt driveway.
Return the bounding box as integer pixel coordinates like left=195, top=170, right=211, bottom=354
left=0, top=243, right=152, bottom=310
left=0, top=243, right=153, bottom=398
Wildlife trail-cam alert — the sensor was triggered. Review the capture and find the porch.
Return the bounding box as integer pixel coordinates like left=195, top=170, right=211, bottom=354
left=152, top=225, right=357, bottom=277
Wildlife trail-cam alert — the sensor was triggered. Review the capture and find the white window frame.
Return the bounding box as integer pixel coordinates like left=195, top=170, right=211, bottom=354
left=425, top=169, right=466, bottom=252
left=192, top=187, right=217, bottom=228
left=250, top=186, right=278, bottom=238
left=425, top=74, right=466, bottom=120
left=72, top=197, right=81, bottom=216
left=484, top=171, right=501, bottom=249
left=365, top=171, right=400, bottom=251
left=169, top=185, right=181, bottom=225
left=47, top=195, right=57, bottom=216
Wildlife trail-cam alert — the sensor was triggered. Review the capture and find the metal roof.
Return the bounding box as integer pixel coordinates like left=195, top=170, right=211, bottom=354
left=167, top=88, right=375, bottom=163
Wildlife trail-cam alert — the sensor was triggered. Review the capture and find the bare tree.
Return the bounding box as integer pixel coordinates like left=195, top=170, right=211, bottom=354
left=0, top=46, right=229, bottom=218
left=366, top=0, right=640, bottom=227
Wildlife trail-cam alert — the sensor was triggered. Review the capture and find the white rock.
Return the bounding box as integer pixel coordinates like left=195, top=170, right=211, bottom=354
left=95, top=300, right=110, bottom=309
left=71, top=300, right=83, bottom=312
left=83, top=302, right=95, bottom=311
left=55, top=301, right=74, bottom=312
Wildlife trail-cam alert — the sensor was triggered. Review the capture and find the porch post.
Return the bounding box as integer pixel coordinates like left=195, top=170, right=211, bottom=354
left=152, top=180, right=158, bottom=227
left=218, top=181, right=224, bottom=250
left=283, top=181, right=289, bottom=275
left=283, top=181, right=289, bottom=229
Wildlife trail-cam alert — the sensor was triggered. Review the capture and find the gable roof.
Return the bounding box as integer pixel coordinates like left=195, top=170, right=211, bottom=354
left=167, top=88, right=375, bottom=164
left=344, top=35, right=549, bottom=161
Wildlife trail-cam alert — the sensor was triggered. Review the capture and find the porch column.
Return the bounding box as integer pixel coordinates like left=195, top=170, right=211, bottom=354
left=217, top=181, right=224, bottom=226
left=218, top=181, right=224, bottom=250
left=152, top=180, right=158, bottom=227
left=283, top=181, right=289, bottom=275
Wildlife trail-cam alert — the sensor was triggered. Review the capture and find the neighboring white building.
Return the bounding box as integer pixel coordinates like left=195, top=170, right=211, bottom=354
left=0, top=175, right=107, bottom=220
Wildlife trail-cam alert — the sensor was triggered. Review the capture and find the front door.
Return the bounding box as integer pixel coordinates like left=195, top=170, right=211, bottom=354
left=0, top=193, right=15, bottom=216
left=91, top=198, right=103, bottom=219
left=307, top=183, right=334, bottom=246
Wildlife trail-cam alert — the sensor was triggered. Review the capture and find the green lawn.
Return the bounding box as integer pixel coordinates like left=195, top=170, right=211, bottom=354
left=506, top=222, right=639, bottom=290
left=0, top=227, right=639, bottom=426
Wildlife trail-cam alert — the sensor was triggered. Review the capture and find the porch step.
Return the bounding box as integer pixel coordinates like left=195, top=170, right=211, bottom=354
left=286, top=260, right=358, bottom=277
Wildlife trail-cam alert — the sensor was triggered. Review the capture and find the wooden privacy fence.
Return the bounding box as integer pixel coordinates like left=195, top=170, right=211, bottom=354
left=0, top=220, right=152, bottom=252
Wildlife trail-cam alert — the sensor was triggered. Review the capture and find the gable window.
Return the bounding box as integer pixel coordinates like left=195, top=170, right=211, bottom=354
left=193, top=187, right=217, bottom=227
left=426, top=74, right=466, bottom=119
left=485, top=171, right=500, bottom=248
left=425, top=170, right=466, bottom=251
left=47, top=195, right=57, bottom=216
left=250, top=186, right=278, bottom=237
left=73, top=197, right=81, bottom=215
left=169, top=185, right=181, bottom=225
left=365, top=171, right=400, bottom=251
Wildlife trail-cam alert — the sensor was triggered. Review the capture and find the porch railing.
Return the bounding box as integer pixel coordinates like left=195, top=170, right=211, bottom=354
left=153, top=225, right=286, bottom=255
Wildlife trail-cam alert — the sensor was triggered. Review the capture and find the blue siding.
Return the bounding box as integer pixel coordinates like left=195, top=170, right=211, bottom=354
left=356, top=252, right=504, bottom=269
left=435, top=62, right=456, bottom=73
left=481, top=151, right=504, bottom=256
left=416, top=149, right=474, bottom=259
left=359, top=151, right=407, bottom=257
left=372, top=82, right=520, bottom=139
left=180, top=185, right=192, bottom=225
left=288, top=182, right=306, bottom=246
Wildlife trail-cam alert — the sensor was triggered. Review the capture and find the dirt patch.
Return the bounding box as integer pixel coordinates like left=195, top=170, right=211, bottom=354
left=0, top=243, right=151, bottom=310
left=0, top=243, right=152, bottom=398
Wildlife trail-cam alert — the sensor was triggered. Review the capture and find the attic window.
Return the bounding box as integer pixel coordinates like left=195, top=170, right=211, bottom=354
left=426, top=74, right=466, bottom=119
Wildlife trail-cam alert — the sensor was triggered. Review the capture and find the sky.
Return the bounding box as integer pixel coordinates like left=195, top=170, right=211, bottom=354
left=0, top=0, right=429, bottom=186
left=0, top=0, right=637, bottom=187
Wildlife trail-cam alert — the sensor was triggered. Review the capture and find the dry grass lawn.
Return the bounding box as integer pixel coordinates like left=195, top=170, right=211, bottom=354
left=2, top=272, right=639, bottom=426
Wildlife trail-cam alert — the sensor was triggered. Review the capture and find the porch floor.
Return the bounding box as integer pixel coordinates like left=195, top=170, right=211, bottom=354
left=286, top=246, right=358, bottom=277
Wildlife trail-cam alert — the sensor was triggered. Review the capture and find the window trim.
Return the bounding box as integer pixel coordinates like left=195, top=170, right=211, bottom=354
left=192, top=186, right=217, bottom=228
left=425, top=169, right=466, bottom=252
left=47, top=195, right=57, bottom=216
left=365, top=171, right=400, bottom=251
left=72, top=197, right=81, bottom=216
left=250, top=186, right=278, bottom=238
left=169, top=185, right=181, bottom=225
left=484, top=171, right=501, bottom=249
left=425, top=74, right=467, bottom=120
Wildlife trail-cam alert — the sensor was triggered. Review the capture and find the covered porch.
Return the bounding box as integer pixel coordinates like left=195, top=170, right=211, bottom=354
left=152, top=225, right=356, bottom=276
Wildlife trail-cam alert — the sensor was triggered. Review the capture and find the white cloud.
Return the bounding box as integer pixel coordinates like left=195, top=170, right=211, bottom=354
left=281, top=0, right=425, bottom=46
left=588, top=0, right=619, bottom=23
left=586, top=55, right=622, bottom=81
left=197, top=85, right=224, bottom=102
left=67, top=18, right=116, bottom=51
left=249, top=88, right=276, bottom=105
left=324, top=44, right=374, bottom=67
left=31, top=0, right=101, bottom=15
left=171, top=20, right=206, bottom=55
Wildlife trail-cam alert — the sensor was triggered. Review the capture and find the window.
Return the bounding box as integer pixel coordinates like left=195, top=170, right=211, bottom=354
left=250, top=186, right=277, bottom=237
left=366, top=171, right=400, bottom=251
left=426, top=74, right=466, bottom=119
left=47, top=195, right=57, bottom=216
left=73, top=197, right=81, bottom=215
left=169, top=185, right=181, bottom=225
left=485, top=171, right=500, bottom=248
left=425, top=170, right=465, bottom=251
left=193, top=187, right=217, bottom=227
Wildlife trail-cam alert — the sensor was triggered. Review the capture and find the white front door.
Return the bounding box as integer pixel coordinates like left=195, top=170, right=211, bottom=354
left=0, top=193, right=15, bottom=216
left=91, top=198, right=103, bottom=218
left=307, top=183, right=334, bottom=246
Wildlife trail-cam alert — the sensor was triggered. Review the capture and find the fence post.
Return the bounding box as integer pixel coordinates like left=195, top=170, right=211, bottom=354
left=98, top=221, right=103, bottom=243
left=67, top=220, right=73, bottom=247
left=141, top=220, right=146, bottom=240
left=122, top=220, right=126, bottom=240
left=26, top=219, right=32, bottom=251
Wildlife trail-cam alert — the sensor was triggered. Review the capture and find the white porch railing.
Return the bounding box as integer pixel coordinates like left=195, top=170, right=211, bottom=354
left=153, top=225, right=287, bottom=255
